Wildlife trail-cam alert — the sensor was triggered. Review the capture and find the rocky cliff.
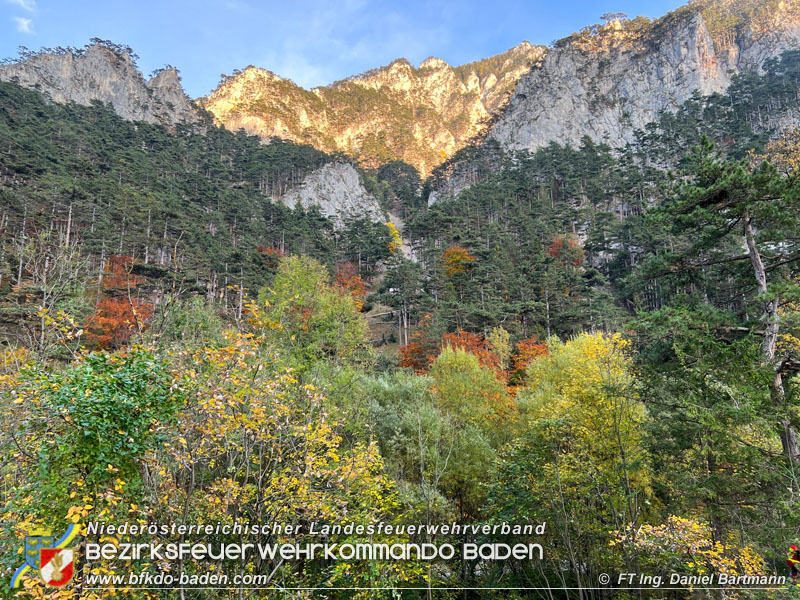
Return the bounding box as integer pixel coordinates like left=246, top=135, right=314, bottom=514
left=489, top=0, right=800, bottom=153
left=200, top=43, right=545, bottom=175
left=280, top=162, right=385, bottom=224
left=0, top=44, right=197, bottom=125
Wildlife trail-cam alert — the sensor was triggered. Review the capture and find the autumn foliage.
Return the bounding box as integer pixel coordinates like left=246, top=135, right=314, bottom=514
left=511, top=337, right=549, bottom=380
left=441, top=329, right=501, bottom=374
left=334, top=261, right=367, bottom=310
left=386, top=221, right=403, bottom=254
left=400, top=322, right=507, bottom=378
left=546, top=234, right=585, bottom=267
left=401, top=322, right=550, bottom=391
left=441, top=246, right=476, bottom=276
left=398, top=314, right=441, bottom=372
left=86, top=255, right=153, bottom=349
left=257, top=245, right=285, bottom=269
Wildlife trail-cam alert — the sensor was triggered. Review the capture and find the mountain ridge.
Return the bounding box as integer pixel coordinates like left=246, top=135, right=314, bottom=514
left=200, top=42, right=545, bottom=175
left=0, top=42, right=197, bottom=126
left=2, top=0, right=799, bottom=181
left=489, top=0, right=800, bottom=153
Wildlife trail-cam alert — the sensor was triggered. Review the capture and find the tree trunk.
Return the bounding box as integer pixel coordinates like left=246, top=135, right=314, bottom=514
left=744, top=216, right=800, bottom=463
left=545, top=287, right=551, bottom=338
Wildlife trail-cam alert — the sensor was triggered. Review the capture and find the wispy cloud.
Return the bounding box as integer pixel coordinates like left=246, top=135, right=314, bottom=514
left=13, top=16, right=33, bottom=33
left=249, top=0, right=451, bottom=88
left=8, top=0, right=36, bottom=11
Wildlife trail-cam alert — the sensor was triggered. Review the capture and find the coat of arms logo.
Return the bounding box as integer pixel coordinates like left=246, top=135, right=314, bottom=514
left=10, top=524, right=79, bottom=589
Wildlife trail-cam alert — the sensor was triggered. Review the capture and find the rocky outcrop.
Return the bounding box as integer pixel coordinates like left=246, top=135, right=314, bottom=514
left=0, top=44, right=197, bottom=125
left=490, top=2, right=800, bottom=153
left=201, top=43, right=545, bottom=175
left=280, top=162, right=384, bottom=225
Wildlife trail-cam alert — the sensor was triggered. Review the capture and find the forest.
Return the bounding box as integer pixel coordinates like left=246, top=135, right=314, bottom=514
left=2, top=45, right=800, bottom=600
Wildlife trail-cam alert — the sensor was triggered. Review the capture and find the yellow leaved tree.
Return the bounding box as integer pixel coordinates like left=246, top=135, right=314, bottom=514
left=487, top=333, right=652, bottom=590
left=613, top=516, right=766, bottom=586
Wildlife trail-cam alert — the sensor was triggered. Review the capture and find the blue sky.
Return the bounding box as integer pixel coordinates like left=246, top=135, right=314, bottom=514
left=2, top=0, right=685, bottom=98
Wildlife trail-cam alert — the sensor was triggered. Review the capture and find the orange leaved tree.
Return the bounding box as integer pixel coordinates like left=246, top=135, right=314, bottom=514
left=441, top=245, right=476, bottom=276
left=86, top=255, right=153, bottom=349
left=334, top=261, right=367, bottom=310
left=511, top=337, right=549, bottom=383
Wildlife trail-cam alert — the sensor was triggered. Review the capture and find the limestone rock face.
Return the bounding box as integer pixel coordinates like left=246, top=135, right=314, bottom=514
left=280, top=162, right=385, bottom=225
left=0, top=45, right=197, bottom=125
left=489, top=6, right=800, bottom=153
left=201, top=43, right=545, bottom=175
